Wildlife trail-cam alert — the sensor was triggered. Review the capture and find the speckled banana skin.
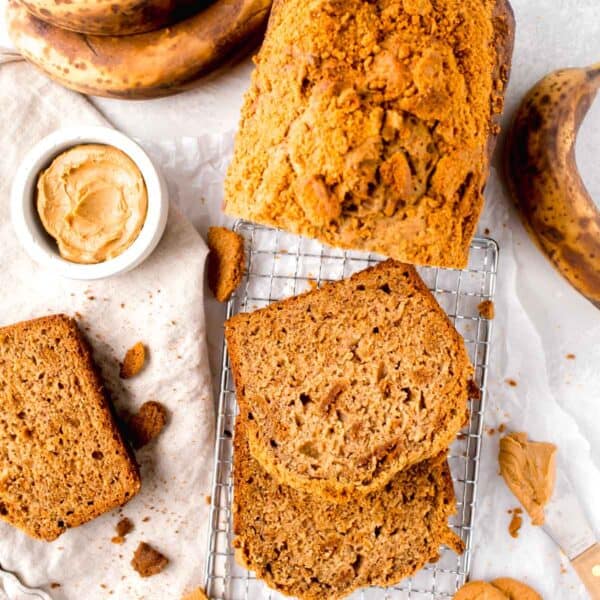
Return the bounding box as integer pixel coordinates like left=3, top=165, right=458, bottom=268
left=505, top=64, right=600, bottom=308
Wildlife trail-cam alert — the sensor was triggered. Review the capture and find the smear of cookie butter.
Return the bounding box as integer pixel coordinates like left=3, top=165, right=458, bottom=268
left=499, top=432, right=557, bottom=525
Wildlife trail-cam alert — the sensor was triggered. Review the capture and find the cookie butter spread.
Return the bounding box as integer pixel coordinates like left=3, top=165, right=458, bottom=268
left=36, top=144, right=148, bottom=264
left=499, top=432, right=557, bottom=526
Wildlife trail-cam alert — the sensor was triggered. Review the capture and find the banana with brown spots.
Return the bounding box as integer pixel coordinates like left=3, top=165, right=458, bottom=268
left=7, top=0, right=272, bottom=99
left=505, top=64, right=600, bottom=307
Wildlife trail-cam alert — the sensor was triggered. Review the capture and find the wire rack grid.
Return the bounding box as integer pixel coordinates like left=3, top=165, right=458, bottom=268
left=205, top=221, right=498, bottom=600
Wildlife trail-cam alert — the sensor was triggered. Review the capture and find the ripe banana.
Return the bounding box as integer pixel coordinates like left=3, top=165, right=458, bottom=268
left=505, top=64, right=600, bottom=308
left=7, top=0, right=272, bottom=99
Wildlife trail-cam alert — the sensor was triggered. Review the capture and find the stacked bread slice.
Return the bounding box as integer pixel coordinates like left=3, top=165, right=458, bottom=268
left=225, top=260, right=472, bottom=599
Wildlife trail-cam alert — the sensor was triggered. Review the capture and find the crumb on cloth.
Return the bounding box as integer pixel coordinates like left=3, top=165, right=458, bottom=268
left=124, top=401, right=168, bottom=449
left=120, top=342, right=146, bottom=379
left=131, top=542, right=169, bottom=577
left=112, top=516, right=134, bottom=543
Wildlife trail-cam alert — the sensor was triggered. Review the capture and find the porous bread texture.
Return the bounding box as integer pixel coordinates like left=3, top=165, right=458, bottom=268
left=224, top=0, right=515, bottom=268
left=0, top=315, right=140, bottom=541
left=233, top=419, right=464, bottom=600
left=207, top=226, right=246, bottom=302
left=225, top=260, right=472, bottom=501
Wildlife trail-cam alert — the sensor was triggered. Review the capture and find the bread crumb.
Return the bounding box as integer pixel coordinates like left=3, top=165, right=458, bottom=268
left=50, top=583, right=61, bottom=589
left=467, top=380, right=481, bottom=400
left=182, top=588, right=209, bottom=600
left=125, top=401, right=168, bottom=449
left=487, top=427, right=496, bottom=436
left=112, top=536, right=125, bottom=545
left=131, top=542, right=169, bottom=577
left=477, top=300, right=495, bottom=319
left=207, top=227, right=245, bottom=302
left=484, top=228, right=491, bottom=235
left=120, top=342, right=146, bottom=379
left=505, top=378, right=518, bottom=387
left=498, top=423, right=506, bottom=433
left=116, top=517, right=133, bottom=537
left=566, top=353, right=576, bottom=360
left=142, top=516, right=150, bottom=522
left=205, top=495, right=212, bottom=505
left=508, top=508, right=523, bottom=538
left=307, top=279, right=318, bottom=290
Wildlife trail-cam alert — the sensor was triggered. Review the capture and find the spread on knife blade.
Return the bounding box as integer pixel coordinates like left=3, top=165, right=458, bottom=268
left=499, top=432, right=557, bottom=525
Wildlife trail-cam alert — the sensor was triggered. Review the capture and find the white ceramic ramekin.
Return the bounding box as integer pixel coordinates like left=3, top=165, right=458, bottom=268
left=11, top=126, right=169, bottom=280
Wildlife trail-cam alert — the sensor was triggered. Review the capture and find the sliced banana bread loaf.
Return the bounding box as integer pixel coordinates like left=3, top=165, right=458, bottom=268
left=233, top=418, right=464, bottom=600
left=225, top=260, right=472, bottom=501
left=0, top=315, right=140, bottom=541
left=224, top=0, right=514, bottom=268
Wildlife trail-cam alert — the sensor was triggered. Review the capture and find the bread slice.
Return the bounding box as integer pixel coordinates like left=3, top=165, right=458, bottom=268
left=225, top=260, right=472, bottom=501
left=0, top=315, right=141, bottom=541
left=233, top=418, right=464, bottom=600
left=224, top=0, right=515, bottom=268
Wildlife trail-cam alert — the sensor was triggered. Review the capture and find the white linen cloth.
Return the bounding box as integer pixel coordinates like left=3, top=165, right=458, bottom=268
left=0, top=59, right=215, bottom=600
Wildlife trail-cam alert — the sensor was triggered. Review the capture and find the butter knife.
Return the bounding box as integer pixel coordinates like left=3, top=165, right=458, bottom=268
left=543, top=466, right=600, bottom=599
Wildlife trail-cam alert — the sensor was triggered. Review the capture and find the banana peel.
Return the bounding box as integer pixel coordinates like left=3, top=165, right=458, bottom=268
left=505, top=64, right=600, bottom=308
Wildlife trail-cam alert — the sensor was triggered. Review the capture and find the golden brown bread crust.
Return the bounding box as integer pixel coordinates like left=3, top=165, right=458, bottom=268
left=224, top=0, right=515, bottom=268
left=207, top=226, right=246, bottom=302
left=225, top=260, right=472, bottom=501
left=6, top=0, right=272, bottom=99
left=233, top=418, right=464, bottom=600
left=16, top=0, right=200, bottom=36
left=0, top=314, right=140, bottom=541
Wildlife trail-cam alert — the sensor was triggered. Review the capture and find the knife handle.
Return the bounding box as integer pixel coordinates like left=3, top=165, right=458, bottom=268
left=572, top=543, right=600, bottom=600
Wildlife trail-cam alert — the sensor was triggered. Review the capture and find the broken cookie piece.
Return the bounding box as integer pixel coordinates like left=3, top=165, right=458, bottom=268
left=124, top=401, right=168, bottom=449
left=207, top=227, right=245, bottom=302
left=120, top=342, right=146, bottom=379
left=131, top=542, right=169, bottom=577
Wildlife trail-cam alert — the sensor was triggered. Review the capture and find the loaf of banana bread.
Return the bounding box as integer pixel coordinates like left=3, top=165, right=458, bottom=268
left=224, top=0, right=514, bottom=267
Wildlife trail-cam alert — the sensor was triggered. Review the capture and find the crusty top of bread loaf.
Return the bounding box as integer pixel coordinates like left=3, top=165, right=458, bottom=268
left=224, top=0, right=514, bottom=268
left=233, top=418, right=464, bottom=600
left=225, top=260, right=472, bottom=501
left=0, top=314, right=140, bottom=541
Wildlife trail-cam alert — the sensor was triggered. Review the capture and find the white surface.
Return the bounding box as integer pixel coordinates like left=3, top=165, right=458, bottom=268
left=10, top=126, right=169, bottom=280
left=1, top=0, right=600, bottom=599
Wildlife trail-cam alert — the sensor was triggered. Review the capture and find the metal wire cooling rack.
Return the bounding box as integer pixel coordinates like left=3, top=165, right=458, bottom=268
left=205, top=221, right=498, bottom=600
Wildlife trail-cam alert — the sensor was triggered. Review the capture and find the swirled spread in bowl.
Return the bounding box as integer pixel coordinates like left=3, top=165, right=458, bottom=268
left=36, top=144, right=148, bottom=264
